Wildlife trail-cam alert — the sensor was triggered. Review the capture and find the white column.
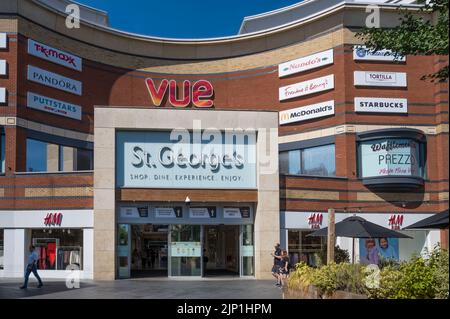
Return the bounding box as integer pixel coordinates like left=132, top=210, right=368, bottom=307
left=83, top=229, right=94, bottom=279
left=3, top=229, right=26, bottom=277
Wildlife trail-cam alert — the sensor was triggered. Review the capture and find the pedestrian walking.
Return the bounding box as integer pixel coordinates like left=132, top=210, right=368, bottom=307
left=270, top=243, right=283, bottom=286
left=277, top=250, right=290, bottom=288
left=20, top=245, right=43, bottom=289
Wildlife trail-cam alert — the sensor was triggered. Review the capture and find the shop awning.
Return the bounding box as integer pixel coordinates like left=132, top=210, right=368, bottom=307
left=403, top=210, right=449, bottom=230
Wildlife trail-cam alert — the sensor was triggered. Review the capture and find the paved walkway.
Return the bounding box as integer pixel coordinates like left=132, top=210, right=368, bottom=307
left=0, top=278, right=283, bottom=299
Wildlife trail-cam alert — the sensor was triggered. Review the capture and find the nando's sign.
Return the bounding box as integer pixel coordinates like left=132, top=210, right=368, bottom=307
left=145, top=78, right=214, bottom=108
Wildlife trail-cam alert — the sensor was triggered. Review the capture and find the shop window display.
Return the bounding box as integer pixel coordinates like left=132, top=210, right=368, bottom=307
left=288, top=229, right=324, bottom=267
left=31, top=229, right=83, bottom=270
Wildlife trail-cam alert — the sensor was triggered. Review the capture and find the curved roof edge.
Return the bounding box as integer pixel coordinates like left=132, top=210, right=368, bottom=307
left=239, top=0, right=420, bottom=34
left=37, top=0, right=109, bottom=27
left=30, top=0, right=422, bottom=43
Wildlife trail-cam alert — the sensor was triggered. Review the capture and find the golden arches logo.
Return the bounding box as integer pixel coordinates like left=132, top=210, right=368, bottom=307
left=280, top=112, right=290, bottom=122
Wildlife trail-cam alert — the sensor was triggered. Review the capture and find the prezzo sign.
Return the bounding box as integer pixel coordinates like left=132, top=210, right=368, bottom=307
left=279, top=74, right=334, bottom=101
left=145, top=78, right=214, bottom=108
left=354, top=97, right=408, bottom=114
left=27, top=92, right=82, bottom=120
left=278, top=49, right=334, bottom=78
left=27, top=65, right=82, bottom=95
left=279, top=100, right=334, bottom=125
left=44, top=212, right=63, bottom=226
left=353, top=46, right=406, bottom=62
left=359, top=138, right=421, bottom=178
left=223, top=207, right=251, bottom=219
left=28, top=39, right=82, bottom=71
left=354, top=71, right=407, bottom=87
left=116, top=130, right=256, bottom=189
left=189, top=207, right=216, bottom=218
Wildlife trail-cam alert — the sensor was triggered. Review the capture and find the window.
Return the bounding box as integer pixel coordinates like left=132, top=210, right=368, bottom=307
left=31, top=229, right=83, bottom=270
left=288, top=229, right=324, bottom=267
left=0, top=229, right=4, bottom=270
left=1, top=133, right=5, bottom=174
left=76, top=148, right=93, bottom=170
left=26, top=139, right=48, bottom=172
left=280, top=144, right=336, bottom=177
left=26, top=138, right=93, bottom=172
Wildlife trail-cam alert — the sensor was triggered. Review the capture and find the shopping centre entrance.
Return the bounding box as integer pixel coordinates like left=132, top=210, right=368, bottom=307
left=117, top=222, right=254, bottom=279
left=203, top=225, right=239, bottom=277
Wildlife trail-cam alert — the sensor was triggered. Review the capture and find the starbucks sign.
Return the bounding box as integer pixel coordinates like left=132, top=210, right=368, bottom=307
left=359, top=138, right=422, bottom=178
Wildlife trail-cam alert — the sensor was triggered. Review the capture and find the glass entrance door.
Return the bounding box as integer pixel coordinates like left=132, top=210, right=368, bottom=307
left=117, top=224, right=131, bottom=279
left=169, top=225, right=202, bottom=277
left=240, top=224, right=254, bottom=277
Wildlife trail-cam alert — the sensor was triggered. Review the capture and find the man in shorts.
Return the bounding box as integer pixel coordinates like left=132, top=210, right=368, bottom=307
left=270, top=243, right=282, bottom=286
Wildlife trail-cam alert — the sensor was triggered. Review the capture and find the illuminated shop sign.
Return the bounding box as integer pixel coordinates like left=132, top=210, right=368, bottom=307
left=308, top=213, right=323, bottom=229
left=354, top=71, right=407, bottom=87
left=28, top=39, right=82, bottom=71
left=0, top=59, right=6, bottom=75
left=0, top=33, right=7, bottom=49
left=223, top=207, right=251, bottom=218
left=0, top=88, right=5, bottom=104
left=388, top=214, right=404, bottom=230
left=359, top=138, right=422, bottom=178
left=278, top=49, right=334, bottom=78
left=27, top=92, right=82, bottom=120
left=145, top=78, right=213, bottom=108
left=353, top=46, right=406, bottom=62
left=116, top=130, right=256, bottom=189
left=27, top=65, right=82, bottom=95
left=44, top=212, right=63, bottom=226
left=279, top=100, right=334, bottom=125
left=189, top=207, right=216, bottom=218
left=354, top=97, right=408, bottom=114
left=279, top=74, right=334, bottom=101
left=155, top=207, right=183, bottom=218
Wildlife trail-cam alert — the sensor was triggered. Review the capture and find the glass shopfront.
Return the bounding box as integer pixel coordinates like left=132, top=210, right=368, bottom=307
left=288, top=229, right=324, bottom=267
left=116, top=205, right=255, bottom=279
left=31, top=229, right=83, bottom=270
left=170, top=225, right=202, bottom=277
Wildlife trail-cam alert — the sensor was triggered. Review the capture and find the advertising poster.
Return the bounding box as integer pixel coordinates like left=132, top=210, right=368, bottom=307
left=359, top=238, right=399, bottom=264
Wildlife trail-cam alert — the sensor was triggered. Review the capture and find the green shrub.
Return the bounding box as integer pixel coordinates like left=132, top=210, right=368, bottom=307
left=428, top=247, right=449, bottom=299
left=369, top=247, right=448, bottom=299
left=315, top=245, right=350, bottom=266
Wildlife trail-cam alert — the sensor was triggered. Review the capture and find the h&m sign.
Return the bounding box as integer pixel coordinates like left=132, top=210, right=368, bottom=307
left=44, top=212, right=63, bottom=226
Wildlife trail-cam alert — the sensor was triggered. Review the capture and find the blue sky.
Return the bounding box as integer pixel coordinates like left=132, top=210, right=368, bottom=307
left=76, top=0, right=301, bottom=38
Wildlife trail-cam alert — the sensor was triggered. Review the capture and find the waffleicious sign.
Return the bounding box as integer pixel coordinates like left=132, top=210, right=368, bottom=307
left=27, top=92, right=82, bottom=120
left=279, top=74, right=334, bottom=101
left=278, top=49, right=334, bottom=78
left=353, top=46, right=406, bottom=62
left=27, top=65, right=82, bottom=95
left=354, top=97, right=408, bottom=114
left=354, top=71, right=407, bottom=87
left=145, top=78, right=214, bottom=108
left=28, top=39, right=82, bottom=71
left=279, top=100, right=335, bottom=125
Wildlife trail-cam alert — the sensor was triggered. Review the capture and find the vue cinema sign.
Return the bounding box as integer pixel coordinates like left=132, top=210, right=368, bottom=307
left=145, top=78, right=214, bottom=108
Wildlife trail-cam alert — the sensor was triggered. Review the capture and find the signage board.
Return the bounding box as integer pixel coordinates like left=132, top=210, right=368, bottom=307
left=279, top=74, right=334, bottom=101
left=278, top=49, right=333, bottom=77
left=279, top=100, right=334, bottom=125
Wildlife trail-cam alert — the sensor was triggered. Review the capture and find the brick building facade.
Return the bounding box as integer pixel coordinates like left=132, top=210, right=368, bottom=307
left=0, top=0, right=448, bottom=280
